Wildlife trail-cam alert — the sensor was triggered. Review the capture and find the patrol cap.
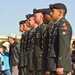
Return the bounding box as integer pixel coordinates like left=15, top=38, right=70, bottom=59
left=26, top=14, right=34, bottom=19
left=49, top=3, right=67, bottom=11
left=33, top=8, right=42, bottom=14
left=8, top=33, right=16, bottom=39
left=42, top=8, right=52, bottom=14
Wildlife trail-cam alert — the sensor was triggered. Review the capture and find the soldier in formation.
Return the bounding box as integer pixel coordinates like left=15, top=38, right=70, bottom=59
left=18, top=3, right=72, bottom=75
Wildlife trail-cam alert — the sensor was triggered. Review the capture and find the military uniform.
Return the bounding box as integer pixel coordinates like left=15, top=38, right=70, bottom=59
left=47, top=20, right=56, bottom=72
left=32, top=23, right=46, bottom=75
left=27, top=22, right=49, bottom=75
left=47, top=3, right=72, bottom=75
left=19, top=32, right=28, bottom=75
left=56, top=17, right=72, bottom=71
left=41, top=8, right=56, bottom=74
left=48, top=17, right=72, bottom=75
left=41, top=24, right=49, bottom=74
left=26, top=29, right=36, bottom=75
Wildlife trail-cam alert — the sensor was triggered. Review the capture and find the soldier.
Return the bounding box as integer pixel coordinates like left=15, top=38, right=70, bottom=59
left=47, top=3, right=72, bottom=75
left=32, top=9, right=50, bottom=75
left=27, top=9, right=52, bottom=75
left=26, top=14, right=38, bottom=75
left=26, top=14, right=34, bottom=31
left=19, top=20, right=25, bottom=33
left=41, top=8, right=56, bottom=75
left=41, top=8, right=52, bottom=24
left=25, top=9, right=46, bottom=75
left=19, top=20, right=30, bottom=75
left=41, top=8, right=55, bottom=27
left=19, top=20, right=25, bottom=75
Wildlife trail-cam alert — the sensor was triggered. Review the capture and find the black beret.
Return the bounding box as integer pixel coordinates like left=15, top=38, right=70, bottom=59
left=33, top=8, right=42, bottom=14
left=49, top=3, right=67, bottom=11
left=19, top=20, right=25, bottom=25
left=42, top=8, right=52, bottom=14
left=26, top=14, right=34, bottom=19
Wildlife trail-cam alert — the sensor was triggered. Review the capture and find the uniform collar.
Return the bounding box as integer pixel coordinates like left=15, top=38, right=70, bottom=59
left=34, top=25, right=38, bottom=30
left=33, top=25, right=39, bottom=32
left=49, top=20, right=53, bottom=24
left=39, top=22, right=43, bottom=26
left=55, top=16, right=64, bottom=24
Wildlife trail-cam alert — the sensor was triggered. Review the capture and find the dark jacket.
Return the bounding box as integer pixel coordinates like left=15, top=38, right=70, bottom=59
left=27, top=23, right=47, bottom=72
left=9, top=42, right=20, bottom=67
left=71, top=50, right=75, bottom=62
left=47, top=21, right=56, bottom=71
left=48, top=17, right=72, bottom=71
left=19, top=32, right=28, bottom=67
left=32, top=23, right=48, bottom=71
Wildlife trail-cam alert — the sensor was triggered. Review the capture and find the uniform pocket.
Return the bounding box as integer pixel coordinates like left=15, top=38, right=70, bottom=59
left=36, top=33, right=41, bottom=38
left=36, top=57, right=42, bottom=70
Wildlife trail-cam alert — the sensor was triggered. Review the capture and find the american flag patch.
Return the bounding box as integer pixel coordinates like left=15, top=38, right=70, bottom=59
left=61, top=23, right=67, bottom=30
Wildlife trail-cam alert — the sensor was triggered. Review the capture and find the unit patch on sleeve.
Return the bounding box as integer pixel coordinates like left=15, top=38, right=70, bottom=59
left=61, top=23, right=67, bottom=30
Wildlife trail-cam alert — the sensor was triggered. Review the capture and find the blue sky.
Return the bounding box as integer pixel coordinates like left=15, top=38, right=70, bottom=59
left=0, top=0, right=75, bottom=36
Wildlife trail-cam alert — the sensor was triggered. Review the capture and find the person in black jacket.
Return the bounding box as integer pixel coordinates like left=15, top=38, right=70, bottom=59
left=8, top=33, right=20, bottom=75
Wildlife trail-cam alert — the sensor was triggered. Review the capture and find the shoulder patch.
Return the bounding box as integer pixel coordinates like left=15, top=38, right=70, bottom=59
left=61, top=23, right=67, bottom=30
left=62, top=19, right=65, bottom=22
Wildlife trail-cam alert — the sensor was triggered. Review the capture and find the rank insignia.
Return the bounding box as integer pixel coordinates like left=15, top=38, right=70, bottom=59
left=52, top=25, right=54, bottom=28
left=61, top=23, right=67, bottom=30
left=62, top=32, right=66, bottom=35
left=44, top=27, right=46, bottom=30
left=31, top=29, right=34, bottom=32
